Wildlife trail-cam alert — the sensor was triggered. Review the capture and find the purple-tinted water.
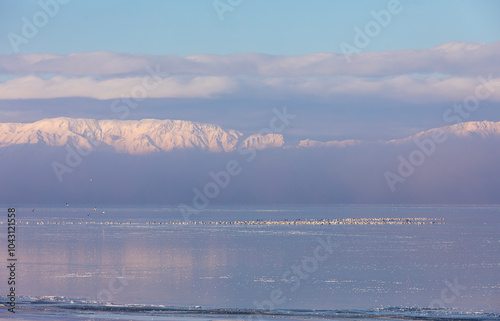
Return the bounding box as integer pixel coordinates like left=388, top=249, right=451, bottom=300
left=0, top=205, right=499, bottom=320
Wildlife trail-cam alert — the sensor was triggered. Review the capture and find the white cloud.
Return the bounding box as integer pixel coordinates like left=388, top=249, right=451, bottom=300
left=0, top=41, right=499, bottom=102
left=1, top=41, right=499, bottom=77
left=1, top=73, right=499, bottom=102
left=258, top=75, right=500, bottom=103
left=0, top=75, right=238, bottom=100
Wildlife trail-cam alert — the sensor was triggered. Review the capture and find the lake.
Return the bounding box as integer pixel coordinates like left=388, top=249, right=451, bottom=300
left=0, top=205, right=499, bottom=320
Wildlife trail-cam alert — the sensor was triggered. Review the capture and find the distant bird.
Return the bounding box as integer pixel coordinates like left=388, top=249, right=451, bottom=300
left=90, top=178, right=93, bottom=182
left=94, top=207, right=97, bottom=212
left=32, top=209, right=35, bottom=212
left=66, top=203, right=69, bottom=207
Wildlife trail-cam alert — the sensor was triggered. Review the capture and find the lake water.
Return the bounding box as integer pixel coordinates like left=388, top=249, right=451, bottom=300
left=0, top=205, right=499, bottom=320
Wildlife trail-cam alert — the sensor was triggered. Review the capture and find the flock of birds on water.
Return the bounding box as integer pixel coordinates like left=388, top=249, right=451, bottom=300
left=14, top=217, right=444, bottom=226
left=144, top=217, right=444, bottom=226
left=23, top=188, right=445, bottom=227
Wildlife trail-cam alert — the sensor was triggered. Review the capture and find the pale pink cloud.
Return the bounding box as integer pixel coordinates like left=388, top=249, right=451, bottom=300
left=1, top=41, right=499, bottom=102
left=0, top=75, right=238, bottom=99
left=1, top=41, right=499, bottom=77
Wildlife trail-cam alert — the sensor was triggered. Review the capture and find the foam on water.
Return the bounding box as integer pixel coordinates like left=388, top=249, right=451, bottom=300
left=1, top=296, right=499, bottom=321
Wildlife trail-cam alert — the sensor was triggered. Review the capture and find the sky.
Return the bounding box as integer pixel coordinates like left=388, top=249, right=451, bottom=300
left=0, top=1, right=499, bottom=141
left=1, top=0, right=500, bottom=204
left=1, top=0, right=500, bottom=56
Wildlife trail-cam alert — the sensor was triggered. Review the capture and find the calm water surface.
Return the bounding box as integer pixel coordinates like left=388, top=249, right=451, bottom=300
left=0, top=205, right=498, bottom=320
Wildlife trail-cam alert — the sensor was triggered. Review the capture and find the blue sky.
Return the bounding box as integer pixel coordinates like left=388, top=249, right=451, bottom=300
left=1, top=0, right=499, bottom=55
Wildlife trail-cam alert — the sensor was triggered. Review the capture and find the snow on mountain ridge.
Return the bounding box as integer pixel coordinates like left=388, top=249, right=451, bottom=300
left=241, top=133, right=285, bottom=149
left=1, top=118, right=499, bottom=154
left=294, top=121, right=500, bottom=149
left=0, top=117, right=248, bottom=154
left=387, top=120, right=500, bottom=144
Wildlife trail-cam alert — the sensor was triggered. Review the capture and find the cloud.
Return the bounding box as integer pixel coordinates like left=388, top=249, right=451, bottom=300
left=255, top=74, right=500, bottom=103
left=1, top=73, right=499, bottom=103
left=0, top=75, right=238, bottom=99
left=1, top=41, right=499, bottom=102
left=0, top=51, right=150, bottom=76
left=1, top=41, right=500, bottom=78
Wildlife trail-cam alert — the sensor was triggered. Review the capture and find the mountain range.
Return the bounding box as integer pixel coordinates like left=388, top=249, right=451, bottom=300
left=0, top=118, right=499, bottom=154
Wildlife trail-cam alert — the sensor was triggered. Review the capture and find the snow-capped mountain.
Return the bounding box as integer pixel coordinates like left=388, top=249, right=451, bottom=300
left=296, top=121, right=500, bottom=149
left=387, top=121, right=500, bottom=145
left=0, top=118, right=499, bottom=154
left=0, top=117, right=286, bottom=154
left=241, top=133, right=285, bottom=149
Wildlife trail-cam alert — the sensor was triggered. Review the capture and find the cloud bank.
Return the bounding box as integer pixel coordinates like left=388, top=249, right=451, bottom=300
left=1, top=42, right=500, bottom=102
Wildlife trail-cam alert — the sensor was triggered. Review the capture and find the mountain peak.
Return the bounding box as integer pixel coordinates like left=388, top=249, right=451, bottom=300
left=1, top=118, right=499, bottom=154
left=0, top=117, right=288, bottom=154
left=448, top=120, right=500, bottom=137
left=387, top=120, right=500, bottom=144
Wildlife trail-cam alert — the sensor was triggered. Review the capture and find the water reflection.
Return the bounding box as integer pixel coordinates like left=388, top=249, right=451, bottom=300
left=2, top=205, right=498, bottom=312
